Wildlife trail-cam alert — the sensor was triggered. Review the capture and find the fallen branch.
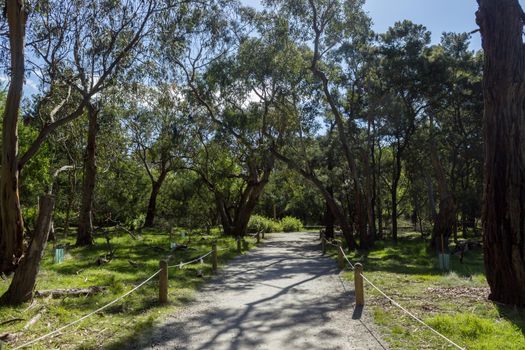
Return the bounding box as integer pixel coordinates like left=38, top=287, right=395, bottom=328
left=0, top=318, right=24, bottom=326
left=34, top=286, right=107, bottom=298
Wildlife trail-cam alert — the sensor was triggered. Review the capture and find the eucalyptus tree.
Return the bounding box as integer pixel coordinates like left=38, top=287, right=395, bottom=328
left=0, top=0, right=168, bottom=304
left=231, top=12, right=360, bottom=242
left=262, top=0, right=374, bottom=248
left=123, top=84, right=187, bottom=227
left=0, top=0, right=28, bottom=276
left=373, top=20, right=432, bottom=243
left=476, top=0, right=525, bottom=306
left=157, top=2, right=283, bottom=237
left=420, top=34, right=483, bottom=249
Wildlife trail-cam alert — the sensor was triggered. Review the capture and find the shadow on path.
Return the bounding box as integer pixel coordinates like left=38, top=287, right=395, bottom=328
left=114, top=232, right=386, bottom=350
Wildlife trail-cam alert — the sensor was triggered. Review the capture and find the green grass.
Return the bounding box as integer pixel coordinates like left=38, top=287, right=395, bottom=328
left=327, top=228, right=525, bottom=350
left=0, top=227, right=255, bottom=349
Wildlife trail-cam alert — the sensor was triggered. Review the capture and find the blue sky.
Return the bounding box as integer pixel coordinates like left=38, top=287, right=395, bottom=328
left=242, top=0, right=525, bottom=51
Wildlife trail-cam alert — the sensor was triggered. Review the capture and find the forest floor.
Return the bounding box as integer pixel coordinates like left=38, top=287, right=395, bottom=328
left=128, top=231, right=386, bottom=350
left=0, top=228, right=252, bottom=349
left=329, top=227, right=525, bottom=350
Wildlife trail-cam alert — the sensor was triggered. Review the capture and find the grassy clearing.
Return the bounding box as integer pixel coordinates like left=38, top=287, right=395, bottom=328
left=0, top=228, right=255, bottom=349
left=327, top=228, right=525, bottom=350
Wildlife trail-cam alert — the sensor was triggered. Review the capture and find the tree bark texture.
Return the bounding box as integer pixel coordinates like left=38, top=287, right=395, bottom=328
left=76, top=105, right=99, bottom=246
left=323, top=188, right=335, bottom=240
left=0, top=196, right=55, bottom=305
left=0, top=0, right=28, bottom=274
left=144, top=171, right=167, bottom=228
left=477, top=0, right=525, bottom=306
left=391, top=145, right=402, bottom=244
left=429, top=141, right=456, bottom=252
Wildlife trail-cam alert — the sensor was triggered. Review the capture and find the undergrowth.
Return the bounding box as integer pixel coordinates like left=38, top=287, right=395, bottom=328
left=0, top=227, right=256, bottom=349
left=327, top=227, right=525, bottom=350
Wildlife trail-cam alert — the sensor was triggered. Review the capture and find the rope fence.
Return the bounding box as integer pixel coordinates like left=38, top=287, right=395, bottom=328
left=14, top=242, right=224, bottom=350
left=12, top=229, right=460, bottom=349
left=320, top=232, right=466, bottom=350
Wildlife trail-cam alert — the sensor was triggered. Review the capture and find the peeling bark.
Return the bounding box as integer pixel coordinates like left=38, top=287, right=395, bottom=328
left=477, top=0, right=525, bottom=306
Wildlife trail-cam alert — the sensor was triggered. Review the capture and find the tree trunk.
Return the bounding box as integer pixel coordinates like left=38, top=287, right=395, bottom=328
left=309, top=21, right=367, bottom=249
left=362, top=116, right=376, bottom=248
left=0, top=0, right=27, bottom=275
left=64, top=190, right=73, bottom=238
left=323, top=193, right=335, bottom=240
left=376, top=146, right=384, bottom=239
left=391, top=186, right=398, bottom=243
left=144, top=182, right=160, bottom=228
left=391, top=150, right=402, bottom=244
left=232, top=183, right=267, bottom=237
left=144, top=171, right=167, bottom=228
left=215, top=194, right=233, bottom=236
left=429, top=127, right=457, bottom=252
left=0, top=196, right=55, bottom=305
left=76, top=105, right=98, bottom=246
left=477, top=0, right=525, bottom=306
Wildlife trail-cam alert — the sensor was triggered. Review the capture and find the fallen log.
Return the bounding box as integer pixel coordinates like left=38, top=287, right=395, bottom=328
left=34, top=286, right=107, bottom=298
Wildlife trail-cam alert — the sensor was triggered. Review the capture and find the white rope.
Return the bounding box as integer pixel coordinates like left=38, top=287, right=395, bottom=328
left=14, top=269, right=162, bottom=350
left=168, top=250, right=212, bottom=269
left=338, top=246, right=355, bottom=270
left=359, top=273, right=465, bottom=350
left=337, top=248, right=465, bottom=350
left=15, top=247, right=216, bottom=348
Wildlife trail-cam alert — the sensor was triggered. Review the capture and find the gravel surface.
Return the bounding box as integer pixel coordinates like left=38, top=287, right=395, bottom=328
left=130, top=232, right=387, bottom=350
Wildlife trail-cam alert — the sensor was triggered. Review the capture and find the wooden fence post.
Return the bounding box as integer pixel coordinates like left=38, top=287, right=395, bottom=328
left=321, top=232, right=326, bottom=255
left=159, top=260, right=168, bottom=304
left=338, top=244, right=345, bottom=269
left=256, top=231, right=260, bottom=244
left=237, top=237, right=242, bottom=253
left=212, top=241, right=218, bottom=272
left=354, top=263, right=364, bottom=306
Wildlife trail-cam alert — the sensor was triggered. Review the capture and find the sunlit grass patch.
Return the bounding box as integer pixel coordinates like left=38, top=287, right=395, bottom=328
left=327, top=226, right=525, bottom=350
left=0, top=227, right=255, bottom=349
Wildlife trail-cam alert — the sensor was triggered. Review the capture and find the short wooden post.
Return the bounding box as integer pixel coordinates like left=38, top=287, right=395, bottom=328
left=256, top=231, right=261, bottom=244
left=212, top=241, right=218, bottom=272
left=262, top=231, right=265, bottom=239
left=321, top=232, right=326, bottom=255
left=237, top=237, right=242, bottom=253
left=338, top=244, right=345, bottom=270
left=354, top=263, right=364, bottom=306
left=159, top=260, right=168, bottom=304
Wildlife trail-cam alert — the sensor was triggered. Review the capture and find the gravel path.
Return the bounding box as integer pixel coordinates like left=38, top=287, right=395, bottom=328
left=131, top=232, right=387, bottom=350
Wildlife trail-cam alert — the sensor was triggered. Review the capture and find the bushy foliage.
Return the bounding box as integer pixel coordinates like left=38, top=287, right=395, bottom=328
left=247, top=215, right=282, bottom=233
left=280, top=216, right=304, bottom=232
left=248, top=215, right=304, bottom=233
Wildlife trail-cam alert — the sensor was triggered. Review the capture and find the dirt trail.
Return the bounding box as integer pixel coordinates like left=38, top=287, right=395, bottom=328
left=131, top=232, right=387, bottom=350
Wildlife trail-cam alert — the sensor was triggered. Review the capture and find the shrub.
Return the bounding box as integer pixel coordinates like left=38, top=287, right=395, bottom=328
left=248, top=215, right=283, bottom=233
left=268, top=219, right=283, bottom=233
left=247, top=215, right=267, bottom=233
left=248, top=215, right=304, bottom=233
left=280, top=216, right=304, bottom=232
